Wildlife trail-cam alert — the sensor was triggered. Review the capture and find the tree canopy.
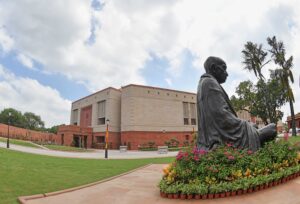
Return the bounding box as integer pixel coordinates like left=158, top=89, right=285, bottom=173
left=232, top=36, right=295, bottom=128
left=0, top=108, right=61, bottom=133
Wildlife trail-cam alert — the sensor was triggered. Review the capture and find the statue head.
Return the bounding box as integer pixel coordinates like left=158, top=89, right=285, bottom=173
left=204, top=56, right=228, bottom=84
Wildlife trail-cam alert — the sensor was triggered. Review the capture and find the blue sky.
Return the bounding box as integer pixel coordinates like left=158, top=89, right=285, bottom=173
left=0, top=0, right=299, bottom=127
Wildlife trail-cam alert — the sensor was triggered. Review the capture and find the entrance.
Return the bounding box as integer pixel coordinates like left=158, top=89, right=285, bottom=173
left=73, top=135, right=80, bottom=147
left=84, top=136, right=87, bottom=149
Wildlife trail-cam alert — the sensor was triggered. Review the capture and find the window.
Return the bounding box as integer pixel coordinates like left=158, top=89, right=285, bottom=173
left=184, top=118, right=189, bottom=125
left=97, top=100, right=106, bottom=125
left=96, top=136, right=105, bottom=143
left=183, top=102, right=189, bottom=125
left=72, top=109, right=78, bottom=125
left=191, top=118, right=196, bottom=125
left=190, top=103, right=196, bottom=125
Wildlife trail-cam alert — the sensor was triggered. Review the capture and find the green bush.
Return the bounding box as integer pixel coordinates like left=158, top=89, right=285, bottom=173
left=159, top=141, right=300, bottom=194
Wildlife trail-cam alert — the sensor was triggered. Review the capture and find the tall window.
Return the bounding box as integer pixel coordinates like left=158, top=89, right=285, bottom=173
left=190, top=103, right=196, bottom=125
left=183, top=102, right=189, bottom=125
left=72, top=109, right=78, bottom=125
left=97, top=100, right=106, bottom=125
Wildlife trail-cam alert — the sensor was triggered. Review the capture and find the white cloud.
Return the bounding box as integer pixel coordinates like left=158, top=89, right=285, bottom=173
left=0, top=0, right=299, bottom=120
left=165, top=78, right=172, bottom=86
left=17, top=54, right=34, bottom=69
left=0, top=27, right=14, bottom=53
left=0, top=65, right=71, bottom=127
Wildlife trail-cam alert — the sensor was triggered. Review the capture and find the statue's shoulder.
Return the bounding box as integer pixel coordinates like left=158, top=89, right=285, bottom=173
left=200, top=74, right=218, bottom=86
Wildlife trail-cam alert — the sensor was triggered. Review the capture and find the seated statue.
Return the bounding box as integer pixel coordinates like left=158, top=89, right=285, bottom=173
left=197, top=56, right=276, bottom=152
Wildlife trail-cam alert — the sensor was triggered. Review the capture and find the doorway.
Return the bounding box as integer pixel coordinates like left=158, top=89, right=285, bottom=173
left=73, top=135, right=80, bottom=147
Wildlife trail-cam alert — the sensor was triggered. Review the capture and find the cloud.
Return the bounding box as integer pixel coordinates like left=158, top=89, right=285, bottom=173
left=17, top=54, right=34, bottom=69
left=0, top=65, right=71, bottom=127
left=0, top=27, right=14, bottom=53
left=0, top=0, right=299, bottom=120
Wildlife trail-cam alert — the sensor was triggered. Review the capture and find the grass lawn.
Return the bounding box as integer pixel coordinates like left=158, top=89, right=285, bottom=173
left=287, top=135, right=300, bottom=145
left=0, top=137, right=41, bottom=149
left=43, top=144, right=93, bottom=152
left=0, top=148, right=174, bottom=203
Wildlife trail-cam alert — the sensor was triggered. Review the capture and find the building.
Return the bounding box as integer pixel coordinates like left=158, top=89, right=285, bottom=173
left=287, top=112, right=300, bottom=129
left=57, top=84, right=197, bottom=150
left=57, top=84, right=267, bottom=150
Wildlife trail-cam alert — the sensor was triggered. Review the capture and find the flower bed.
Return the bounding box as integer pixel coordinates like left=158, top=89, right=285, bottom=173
left=158, top=141, right=300, bottom=199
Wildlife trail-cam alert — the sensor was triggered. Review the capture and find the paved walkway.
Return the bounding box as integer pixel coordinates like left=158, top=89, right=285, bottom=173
left=19, top=164, right=300, bottom=204
left=0, top=142, right=177, bottom=159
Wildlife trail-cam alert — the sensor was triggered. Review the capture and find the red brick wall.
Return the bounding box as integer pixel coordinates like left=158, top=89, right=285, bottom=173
left=80, top=105, right=92, bottom=127
left=93, top=131, right=121, bottom=149
left=121, top=131, right=194, bottom=150
left=57, top=125, right=93, bottom=148
left=0, top=123, right=57, bottom=143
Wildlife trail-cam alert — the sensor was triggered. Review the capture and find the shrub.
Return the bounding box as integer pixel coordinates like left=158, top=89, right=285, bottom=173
left=159, top=140, right=300, bottom=194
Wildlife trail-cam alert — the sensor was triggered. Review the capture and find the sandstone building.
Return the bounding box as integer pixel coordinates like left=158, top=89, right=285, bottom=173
left=57, top=84, right=197, bottom=150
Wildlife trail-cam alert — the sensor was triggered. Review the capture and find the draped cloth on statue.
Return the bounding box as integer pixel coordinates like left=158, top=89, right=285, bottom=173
left=197, top=74, right=261, bottom=151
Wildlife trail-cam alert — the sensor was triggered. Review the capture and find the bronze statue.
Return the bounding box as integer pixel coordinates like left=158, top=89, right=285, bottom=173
left=197, top=56, right=276, bottom=151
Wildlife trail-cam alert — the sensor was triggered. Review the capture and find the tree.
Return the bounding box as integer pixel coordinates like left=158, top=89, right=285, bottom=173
left=231, top=79, right=287, bottom=125
left=267, top=36, right=296, bottom=136
left=242, top=42, right=270, bottom=80
left=0, top=108, right=25, bottom=128
left=23, top=112, right=45, bottom=130
left=241, top=37, right=294, bottom=127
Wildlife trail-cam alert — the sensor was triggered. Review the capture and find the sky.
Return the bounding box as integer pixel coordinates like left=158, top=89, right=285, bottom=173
left=0, top=0, right=299, bottom=127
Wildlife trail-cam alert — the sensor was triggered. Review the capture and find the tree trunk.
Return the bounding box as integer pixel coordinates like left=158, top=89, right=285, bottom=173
left=289, top=99, right=297, bottom=136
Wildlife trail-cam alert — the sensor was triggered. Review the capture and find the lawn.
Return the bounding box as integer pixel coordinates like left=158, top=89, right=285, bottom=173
left=43, top=144, right=93, bottom=152
left=0, top=148, right=174, bottom=203
left=287, top=135, right=300, bottom=145
left=0, top=137, right=42, bottom=149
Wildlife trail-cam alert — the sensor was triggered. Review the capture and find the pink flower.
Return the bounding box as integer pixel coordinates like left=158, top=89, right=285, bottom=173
left=226, top=143, right=233, bottom=147
left=247, top=150, right=253, bottom=155
left=227, top=155, right=235, bottom=160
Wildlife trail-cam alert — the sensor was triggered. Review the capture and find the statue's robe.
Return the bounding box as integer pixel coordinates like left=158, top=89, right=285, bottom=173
left=197, top=74, right=261, bottom=151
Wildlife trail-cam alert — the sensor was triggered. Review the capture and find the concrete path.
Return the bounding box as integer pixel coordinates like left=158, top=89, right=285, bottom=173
left=0, top=142, right=178, bottom=159
left=19, top=164, right=300, bottom=204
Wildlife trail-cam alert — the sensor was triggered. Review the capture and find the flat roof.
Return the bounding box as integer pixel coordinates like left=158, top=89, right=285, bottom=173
left=122, top=84, right=196, bottom=95
left=72, top=84, right=196, bottom=104
left=72, top=87, right=121, bottom=104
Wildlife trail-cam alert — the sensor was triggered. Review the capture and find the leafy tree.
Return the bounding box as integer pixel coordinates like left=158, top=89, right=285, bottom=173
left=240, top=36, right=294, bottom=127
left=267, top=36, right=296, bottom=136
left=23, top=112, right=45, bottom=130
left=242, top=42, right=270, bottom=80
left=0, top=108, right=25, bottom=127
left=231, top=79, right=285, bottom=125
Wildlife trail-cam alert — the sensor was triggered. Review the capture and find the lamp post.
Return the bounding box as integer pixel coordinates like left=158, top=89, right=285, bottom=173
left=105, top=119, right=110, bottom=159
left=7, top=112, right=11, bottom=148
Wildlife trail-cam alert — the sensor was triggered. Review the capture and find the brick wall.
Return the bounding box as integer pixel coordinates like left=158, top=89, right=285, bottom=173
left=57, top=125, right=121, bottom=149
left=121, top=131, right=194, bottom=150
left=0, top=123, right=57, bottom=143
left=93, top=131, right=121, bottom=149
left=57, top=125, right=93, bottom=148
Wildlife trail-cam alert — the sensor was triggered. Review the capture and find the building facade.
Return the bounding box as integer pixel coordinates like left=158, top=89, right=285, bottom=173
left=287, top=112, right=300, bottom=130
left=57, top=84, right=268, bottom=150
left=58, top=84, right=197, bottom=150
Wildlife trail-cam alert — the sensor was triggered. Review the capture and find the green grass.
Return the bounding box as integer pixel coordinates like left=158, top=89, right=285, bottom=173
left=43, top=144, right=93, bottom=152
left=0, top=137, right=41, bottom=149
left=287, top=135, right=300, bottom=145
left=0, top=148, right=174, bottom=203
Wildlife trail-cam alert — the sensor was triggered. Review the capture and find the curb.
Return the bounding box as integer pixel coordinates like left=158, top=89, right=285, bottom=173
left=18, top=163, right=153, bottom=204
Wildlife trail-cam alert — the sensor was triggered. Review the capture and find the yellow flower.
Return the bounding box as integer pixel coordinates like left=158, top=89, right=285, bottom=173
left=244, top=168, right=251, bottom=177
left=283, top=160, right=289, bottom=167
left=232, top=170, right=242, bottom=178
